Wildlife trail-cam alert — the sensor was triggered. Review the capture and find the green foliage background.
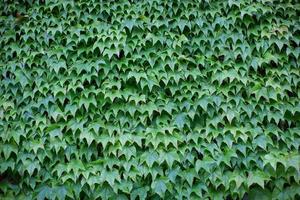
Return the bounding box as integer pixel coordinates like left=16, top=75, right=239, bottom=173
left=1, top=0, right=300, bottom=199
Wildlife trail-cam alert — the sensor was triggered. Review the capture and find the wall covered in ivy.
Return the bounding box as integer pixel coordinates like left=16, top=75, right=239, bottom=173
left=1, top=0, right=300, bottom=199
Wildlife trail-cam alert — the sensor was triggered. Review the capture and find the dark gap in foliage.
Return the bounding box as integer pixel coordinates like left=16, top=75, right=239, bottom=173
left=0, top=169, right=22, bottom=186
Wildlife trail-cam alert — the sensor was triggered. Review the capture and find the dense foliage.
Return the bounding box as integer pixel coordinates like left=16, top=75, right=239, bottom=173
left=1, top=0, right=300, bottom=199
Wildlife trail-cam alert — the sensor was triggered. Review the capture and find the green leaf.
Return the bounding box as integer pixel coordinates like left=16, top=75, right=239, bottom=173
left=164, top=151, right=179, bottom=167
left=37, top=186, right=52, bottom=200
left=55, top=186, right=67, bottom=200
left=226, top=110, right=235, bottom=124
left=124, top=19, right=135, bottom=32
left=174, top=113, right=186, bottom=129
left=131, top=187, right=149, bottom=200
left=100, top=170, right=120, bottom=187
left=142, top=151, right=159, bottom=167
left=247, top=171, right=270, bottom=188
left=151, top=179, right=167, bottom=197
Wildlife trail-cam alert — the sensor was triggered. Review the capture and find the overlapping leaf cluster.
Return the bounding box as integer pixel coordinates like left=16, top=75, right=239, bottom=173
left=1, top=0, right=300, bottom=199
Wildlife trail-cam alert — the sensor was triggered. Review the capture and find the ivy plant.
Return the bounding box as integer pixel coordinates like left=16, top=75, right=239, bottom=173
left=0, top=0, right=300, bottom=199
